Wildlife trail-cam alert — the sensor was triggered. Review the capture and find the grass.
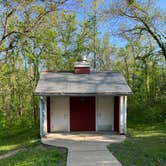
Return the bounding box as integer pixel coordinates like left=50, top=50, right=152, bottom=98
left=0, top=126, right=40, bottom=155
left=108, top=121, right=166, bottom=166
left=0, top=126, right=67, bottom=166
left=0, top=142, right=67, bottom=166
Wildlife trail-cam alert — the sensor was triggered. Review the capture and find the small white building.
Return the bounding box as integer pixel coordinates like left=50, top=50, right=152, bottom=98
left=35, top=59, right=132, bottom=137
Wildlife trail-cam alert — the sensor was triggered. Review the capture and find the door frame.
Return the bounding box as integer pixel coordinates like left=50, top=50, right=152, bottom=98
left=47, top=96, right=51, bottom=133
left=114, top=96, right=120, bottom=132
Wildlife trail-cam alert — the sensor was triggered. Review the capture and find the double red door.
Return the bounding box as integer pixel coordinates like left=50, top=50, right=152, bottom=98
left=70, top=97, right=95, bottom=131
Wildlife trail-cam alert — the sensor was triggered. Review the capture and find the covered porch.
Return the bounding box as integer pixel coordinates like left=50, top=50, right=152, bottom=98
left=39, top=95, right=127, bottom=136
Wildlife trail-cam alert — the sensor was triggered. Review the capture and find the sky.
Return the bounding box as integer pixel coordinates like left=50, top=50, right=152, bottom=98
left=0, top=0, right=165, bottom=48
left=157, top=0, right=166, bottom=9
left=71, top=0, right=166, bottom=47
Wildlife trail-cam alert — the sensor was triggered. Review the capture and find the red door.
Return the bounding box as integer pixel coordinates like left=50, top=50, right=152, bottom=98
left=70, top=97, right=96, bottom=131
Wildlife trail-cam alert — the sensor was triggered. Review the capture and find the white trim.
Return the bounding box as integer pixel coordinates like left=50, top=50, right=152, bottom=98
left=119, top=96, right=123, bottom=134
left=124, top=96, right=127, bottom=134
left=74, top=61, right=90, bottom=68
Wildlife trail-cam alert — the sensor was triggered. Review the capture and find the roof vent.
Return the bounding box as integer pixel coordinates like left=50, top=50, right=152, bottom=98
left=74, top=56, right=90, bottom=74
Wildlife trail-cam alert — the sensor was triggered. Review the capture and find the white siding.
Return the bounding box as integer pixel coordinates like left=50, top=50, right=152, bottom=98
left=50, top=96, right=69, bottom=132
left=96, top=96, right=114, bottom=131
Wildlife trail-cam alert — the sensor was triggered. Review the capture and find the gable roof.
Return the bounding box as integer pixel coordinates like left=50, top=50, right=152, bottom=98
left=35, top=71, right=132, bottom=96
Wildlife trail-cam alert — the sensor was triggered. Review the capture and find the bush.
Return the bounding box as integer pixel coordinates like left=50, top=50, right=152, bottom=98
left=128, top=97, right=166, bottom=124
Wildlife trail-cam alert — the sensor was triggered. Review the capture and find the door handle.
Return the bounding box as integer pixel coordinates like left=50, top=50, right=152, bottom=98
left=64, top=114, right=68, bottom=118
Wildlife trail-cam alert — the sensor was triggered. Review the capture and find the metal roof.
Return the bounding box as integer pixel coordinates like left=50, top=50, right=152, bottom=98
left=35, top=71, right=132, bottom=96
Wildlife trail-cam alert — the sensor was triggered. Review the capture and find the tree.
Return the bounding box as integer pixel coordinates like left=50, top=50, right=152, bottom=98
left=0, top=0, right=97, bottom=127
left=0, top=0, right=68, bottom=54
left=0, top=0, right=69, bottom=127
left=107, top=0, right=166, bottom=60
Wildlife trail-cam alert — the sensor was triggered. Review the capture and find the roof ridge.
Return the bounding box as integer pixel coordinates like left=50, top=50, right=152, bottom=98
left=41, top=70, right=121, bottom=74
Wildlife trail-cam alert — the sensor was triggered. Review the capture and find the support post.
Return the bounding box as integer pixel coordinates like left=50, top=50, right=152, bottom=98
left=39, top=96, right=47, bottom=137
left=119, top=96, right=127, bottom=134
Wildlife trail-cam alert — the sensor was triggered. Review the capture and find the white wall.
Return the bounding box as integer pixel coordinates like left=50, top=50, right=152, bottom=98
left=96, top=96, right=114, bottom=131
left=50, top=96, right=69, bottom=132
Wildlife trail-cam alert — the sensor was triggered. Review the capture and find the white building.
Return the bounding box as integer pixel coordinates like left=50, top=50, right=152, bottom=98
left=35, top=59, right=132, bottom=137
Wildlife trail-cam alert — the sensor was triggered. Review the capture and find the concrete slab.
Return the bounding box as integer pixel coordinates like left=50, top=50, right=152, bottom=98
left=67, top=150, right=122, bottom=166
left=42, top=132, right=125, bottom=166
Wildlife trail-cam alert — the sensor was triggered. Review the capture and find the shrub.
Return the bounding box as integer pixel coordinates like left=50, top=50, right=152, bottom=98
left=128, top=97, right=166, bottom=124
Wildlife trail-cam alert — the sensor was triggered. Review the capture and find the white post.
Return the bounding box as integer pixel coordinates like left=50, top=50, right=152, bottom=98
left=39, top=96, right=47, bottom=137
left=119, top=96, right=127, bottom=134
left=39, top=98, right=43, bottom=137
left=123, top=96, right=127, bottom=134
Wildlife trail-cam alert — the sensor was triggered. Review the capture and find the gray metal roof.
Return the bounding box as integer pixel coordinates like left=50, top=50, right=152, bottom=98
left=35, top=71, right=132, bottom=96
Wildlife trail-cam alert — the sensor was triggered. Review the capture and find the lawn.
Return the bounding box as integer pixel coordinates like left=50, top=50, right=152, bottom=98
left=0, top=126, right=40, bottom=155
left=0, top=126, right=67, bottom=166
left=0, top=142, right=67, bottom=166
left=108, top=121, right=166, bottom=166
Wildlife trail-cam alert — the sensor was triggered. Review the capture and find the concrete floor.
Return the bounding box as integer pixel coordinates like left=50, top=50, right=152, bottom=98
left=42, top=132, right=126, bottom=166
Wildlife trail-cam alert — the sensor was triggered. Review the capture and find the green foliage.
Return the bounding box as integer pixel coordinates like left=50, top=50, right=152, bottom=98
left=128, top=98, right=166, bottom=124
left=0, top=1, right=95, bottom=128
left=126, top=0, right=135, bottom=5
left=0, top=62, right=39, bottom=128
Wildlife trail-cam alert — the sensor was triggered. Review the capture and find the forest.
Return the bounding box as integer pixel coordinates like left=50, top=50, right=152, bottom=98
left=0, top=0, right=165, bottom=165
left=0, top=0, right=165, bottom=128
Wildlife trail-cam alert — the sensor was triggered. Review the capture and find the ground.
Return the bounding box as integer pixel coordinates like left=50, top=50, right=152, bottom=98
left=108, top=121, right=166, bottom=166
left=0, top=122, right=165, bottom=166
left=0, top=126, right=67, bottom=166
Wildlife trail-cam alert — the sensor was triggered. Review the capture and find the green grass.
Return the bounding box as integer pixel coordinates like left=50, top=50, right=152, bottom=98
left=0, top=126, right=40, bottom=155
left=108, top=122, right=166, bottom=166
left=0, top=142, right=67, bottom=166
left=0, top=126, right=67, bottom=165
